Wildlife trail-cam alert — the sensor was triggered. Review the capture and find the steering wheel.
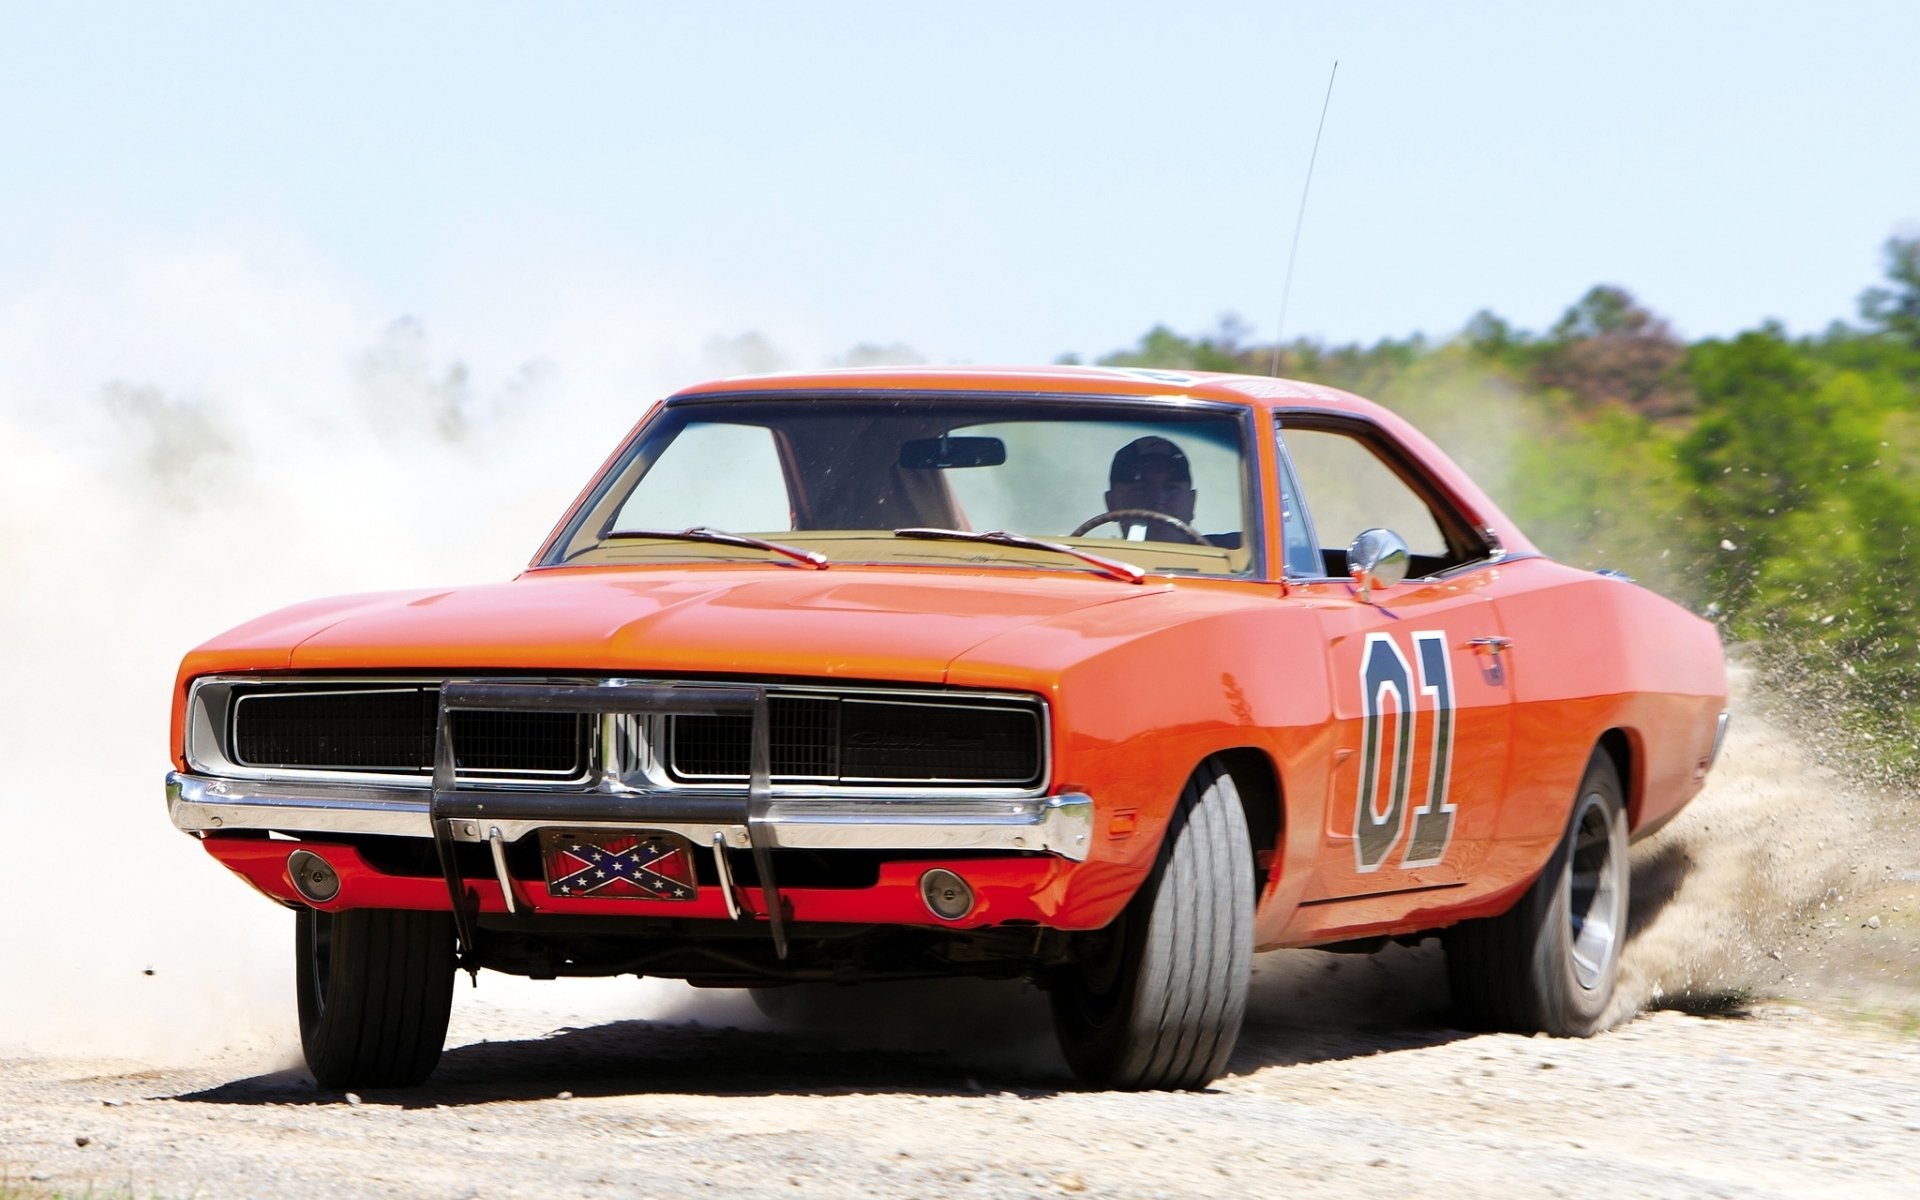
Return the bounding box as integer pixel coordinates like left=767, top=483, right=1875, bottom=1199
left=1068, top=509, right=1210, bottom=545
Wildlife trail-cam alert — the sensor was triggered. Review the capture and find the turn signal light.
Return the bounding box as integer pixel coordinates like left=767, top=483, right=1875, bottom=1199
left=919, top=868, right=974, bottom=921
left=287, top=849, right=340, bottom=904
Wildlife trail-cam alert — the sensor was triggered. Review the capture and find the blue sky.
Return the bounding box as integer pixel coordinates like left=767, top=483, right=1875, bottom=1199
left=3, top=1, right=1917, bottom=369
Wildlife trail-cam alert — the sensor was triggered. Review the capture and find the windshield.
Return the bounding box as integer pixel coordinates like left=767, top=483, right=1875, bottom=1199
left=543, top=395, right=1260, bottom=577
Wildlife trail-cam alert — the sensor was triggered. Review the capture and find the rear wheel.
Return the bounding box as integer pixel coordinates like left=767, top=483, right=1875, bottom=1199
left=1446, top=749, right=1628, bottom=1036
left=297, top=907, right=457, bottom=1089
left=1048, top=760, right=1254, bottom=1089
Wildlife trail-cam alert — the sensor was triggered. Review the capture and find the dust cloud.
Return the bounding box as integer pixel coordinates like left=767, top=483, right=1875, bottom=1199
left=1611, top=662, right=1900, bottom=1018
left=0, top=235, right=784, bottom=1064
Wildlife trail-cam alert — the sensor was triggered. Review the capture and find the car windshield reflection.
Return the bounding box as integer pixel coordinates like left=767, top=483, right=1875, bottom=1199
left=547, top=397, right=1258, bottom=577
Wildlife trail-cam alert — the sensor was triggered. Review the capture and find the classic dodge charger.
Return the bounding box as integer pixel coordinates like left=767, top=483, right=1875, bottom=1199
left=168, top=365, right=1727, bottom=1090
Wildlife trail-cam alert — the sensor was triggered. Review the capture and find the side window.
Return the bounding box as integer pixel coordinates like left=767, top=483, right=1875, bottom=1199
left=611, top=422, right=792, bottom=532
left=1278, top=422, right=1477, bottom=577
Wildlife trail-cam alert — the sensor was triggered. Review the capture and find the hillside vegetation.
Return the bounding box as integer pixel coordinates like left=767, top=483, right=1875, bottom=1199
left=1083, top=237, right=1920, bottom=780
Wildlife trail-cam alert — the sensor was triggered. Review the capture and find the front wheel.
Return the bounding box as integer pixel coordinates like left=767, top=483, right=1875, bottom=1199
left=1048, top=759, right=1254, bottom=1089
left=297, top=907, right=457, bottom=1089
left=1445, top=749, right=1629, bottom=1036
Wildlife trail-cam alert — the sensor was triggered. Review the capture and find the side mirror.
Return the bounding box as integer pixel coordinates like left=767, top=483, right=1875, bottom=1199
left=1348, top=528, right=1410, bottom=601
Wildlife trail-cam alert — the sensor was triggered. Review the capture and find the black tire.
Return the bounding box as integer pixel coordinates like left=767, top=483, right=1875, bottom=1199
left=1445, top=749, right=1629, bottom=1036
left=1048, top=759, right=1254, bottom=1090
left=297, top=907, right=457, bottom=1089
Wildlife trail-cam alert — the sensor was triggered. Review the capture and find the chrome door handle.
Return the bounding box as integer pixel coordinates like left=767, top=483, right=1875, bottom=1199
left=1467, top=636, right=1512, bottom=654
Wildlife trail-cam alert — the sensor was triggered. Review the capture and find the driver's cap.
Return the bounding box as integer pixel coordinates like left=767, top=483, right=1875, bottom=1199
left=1109, top=436, right=1191, bottom=486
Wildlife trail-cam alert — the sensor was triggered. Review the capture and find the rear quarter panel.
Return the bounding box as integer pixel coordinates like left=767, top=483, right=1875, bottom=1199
left=1493, top=557, right=1727, bottom=845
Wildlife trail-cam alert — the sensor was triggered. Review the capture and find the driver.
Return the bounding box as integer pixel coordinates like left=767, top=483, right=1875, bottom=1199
left=1105, top=436, right=1197, bottom=542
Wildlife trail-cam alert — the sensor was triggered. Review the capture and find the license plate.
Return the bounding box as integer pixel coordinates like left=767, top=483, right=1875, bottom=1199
left=540, top=830, right=699, bottom=901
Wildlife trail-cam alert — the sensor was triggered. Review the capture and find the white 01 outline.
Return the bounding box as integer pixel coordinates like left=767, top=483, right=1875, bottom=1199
left=1352, top=630, right=1459, bottom=872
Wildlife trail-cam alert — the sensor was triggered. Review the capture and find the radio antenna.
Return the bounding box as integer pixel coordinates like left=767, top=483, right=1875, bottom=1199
left=1270, top=60, right=1339, bottom=376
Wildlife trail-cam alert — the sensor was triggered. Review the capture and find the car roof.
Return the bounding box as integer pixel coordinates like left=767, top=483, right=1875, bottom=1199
left=669, top=364, right=1383, bottom=417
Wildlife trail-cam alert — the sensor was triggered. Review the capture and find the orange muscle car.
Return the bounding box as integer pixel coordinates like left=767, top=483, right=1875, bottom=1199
left=167, top=366, right=1728, bottom=1090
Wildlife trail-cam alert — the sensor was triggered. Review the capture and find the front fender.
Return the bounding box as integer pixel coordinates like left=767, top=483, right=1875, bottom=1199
left=948, top=587, right=1335, bottom=929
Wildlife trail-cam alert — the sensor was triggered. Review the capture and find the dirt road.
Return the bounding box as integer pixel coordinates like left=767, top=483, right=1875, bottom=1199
left=4, top=671, right=1917, bottom=1198
left=4, top=977, right=1915, bottom=1199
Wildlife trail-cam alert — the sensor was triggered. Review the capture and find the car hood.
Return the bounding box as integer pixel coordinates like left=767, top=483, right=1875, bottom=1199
left=199, top=566, right=1171, bottom=684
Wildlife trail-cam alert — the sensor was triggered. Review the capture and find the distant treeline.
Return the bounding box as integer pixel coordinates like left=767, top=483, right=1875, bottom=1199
left=1080, top=237, right=1920, bottom=778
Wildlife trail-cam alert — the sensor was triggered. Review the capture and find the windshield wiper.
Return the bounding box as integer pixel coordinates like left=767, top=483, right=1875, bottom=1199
left=603, top=526, right=829, bottom=569
left=892, top=527, right=1145, bottom=584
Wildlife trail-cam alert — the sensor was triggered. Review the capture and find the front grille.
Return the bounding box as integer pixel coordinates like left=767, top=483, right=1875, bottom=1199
left=670, top=695, right=839, bottom=779
left=447, top=710, right=582, bottom=773
left=233, top=687, right=436, bottom=771
left=669, top=695, right=1041, bottom=786
left=208, top=678, right=1044, bottom=791
left=840, top=699, right=1040, bottom=781
left=231, top=686, right=586, bottom=778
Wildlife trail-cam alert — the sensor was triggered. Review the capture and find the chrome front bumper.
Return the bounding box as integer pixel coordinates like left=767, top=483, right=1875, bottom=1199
left=166, top=772, right=1094, bottom=861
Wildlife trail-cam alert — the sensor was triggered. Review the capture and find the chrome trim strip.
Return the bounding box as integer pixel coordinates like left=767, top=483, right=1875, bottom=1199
left=763, top=793, right=1092, bottom=859
left=711, top=832, right=742, bottom=920
left=170, top=772, right=431, bottom=835
left=666, top=387, right=1252, bottom=415
left=168, top=772, right=1094, bottom=862
left=488, top=827, right=520, bottom=915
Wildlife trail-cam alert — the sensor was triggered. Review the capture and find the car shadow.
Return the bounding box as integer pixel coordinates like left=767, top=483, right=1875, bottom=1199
left=169, top=850, right=1711, bottom=1106
left=1232, top=941, right=1470, bottom=1073
left=171, top=955, right=1479, bottom=1108
left=172, top=1017, right=1057, bottom=1108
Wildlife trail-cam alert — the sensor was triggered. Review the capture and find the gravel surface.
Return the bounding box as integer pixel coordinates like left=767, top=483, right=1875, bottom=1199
left=3, top=990, right=1916, bottom=1199
left=4, top=668, right=1916, bottom=1199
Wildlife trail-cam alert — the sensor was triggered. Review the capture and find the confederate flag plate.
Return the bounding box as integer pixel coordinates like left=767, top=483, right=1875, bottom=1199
left=539, top=830, right=700, bottom=901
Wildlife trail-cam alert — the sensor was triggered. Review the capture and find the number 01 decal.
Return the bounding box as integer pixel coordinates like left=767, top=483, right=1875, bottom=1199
left=1354, top=630, right=1457, bottom=871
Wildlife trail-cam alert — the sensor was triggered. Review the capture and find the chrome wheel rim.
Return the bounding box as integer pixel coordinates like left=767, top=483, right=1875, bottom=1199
left=1566, top=791, right=1622, bottom=991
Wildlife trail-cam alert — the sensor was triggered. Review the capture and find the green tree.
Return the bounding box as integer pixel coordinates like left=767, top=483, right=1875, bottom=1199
left=1677, top=333, right=1881, bottom=603
left=1097, top=317, right=1258, bottom=373
left=1532, top=286, right=1693, bottom=417
left=1859, top=235, right=1920, bottom=349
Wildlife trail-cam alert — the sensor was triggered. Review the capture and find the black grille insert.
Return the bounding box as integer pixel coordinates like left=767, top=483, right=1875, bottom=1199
left=231, top=686, right=585, bottom=777
left=222, top=682, right=1041, bottom=788
left=669, top=695, right=1040, bottom=786
left=669, top=695, right=838, bottom=779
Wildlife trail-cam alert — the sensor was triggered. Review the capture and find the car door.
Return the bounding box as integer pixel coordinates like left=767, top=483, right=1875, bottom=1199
left=1275, top=417, right=1515, bottom=902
